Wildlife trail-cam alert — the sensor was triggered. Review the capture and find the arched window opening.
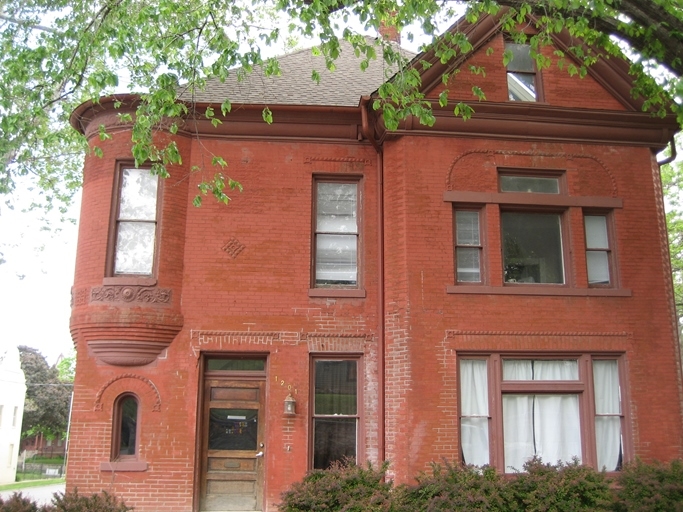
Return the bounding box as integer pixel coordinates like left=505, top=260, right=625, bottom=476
left=113, top=394, right=139, bottom=460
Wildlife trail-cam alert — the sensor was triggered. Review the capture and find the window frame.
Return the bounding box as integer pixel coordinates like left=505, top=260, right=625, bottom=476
left=445, top=168, right=628, bottom=296
left=111, top=393, right=141, bottom=462
left=309, top=176, right=365, bottom=298
left=504, top=41, right=544, bottom=103
left=458, top=352, right=631, bottom=473
left=583, top=211, right=616, bottom=288
left=453, top=207, right=486, bottom=284
left=309, top=356, right=363, bottom=470
left=106, top=162, right=162, bottom=281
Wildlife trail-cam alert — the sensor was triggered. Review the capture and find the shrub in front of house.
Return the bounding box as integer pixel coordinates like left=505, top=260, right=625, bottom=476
left=0, top=493, right=41, bottom=512
left=507, top=458, right=613, bottom=511
left=393, top=461, right=513, bottom=511
left=0, top=490, right=131, bottom=512
left=612, top=459, right=683, bottom=511
left=278, top=459, right=393, bottom=512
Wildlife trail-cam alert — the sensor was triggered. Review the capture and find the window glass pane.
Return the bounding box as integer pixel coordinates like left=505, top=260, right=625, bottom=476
left=315, top=360, right=357, bottom=415
left=503, top=360, right=578, bottom=380
left=208, top=408, right=258, bottom=450
left=313, top=417, right=356, bottom=469
left=585, top=216, right=609, bottom=249
left=317, top=183, right=357, bottom=233
left=502, top=212, right=564, bottom=284
left=119, top=169, right=158, bottom=220
left=315, top=234, right=357, bottom=285
left=505, top=43, right=535, bottom=72
left=500, top=176, right=559, bottom=194
left=587, top=251, right=610, bottom=284
left=457, top=248, right=481, bottom=282
left=114, top=222, right=156, bottom=275
left=119, top=397, right=137, bottom=455
left=595, top=416, right=622, bottom=471
left=456, top=211, right=480, bottom=245
left=460, top=360, right=490, bottom=466
left=593, top=360, right=620, bottom=415
left=507, top=72, right=536, bottom=101
left=503, top=394, right=581, bottom=472
left=207, top=359, right=265, bottom=371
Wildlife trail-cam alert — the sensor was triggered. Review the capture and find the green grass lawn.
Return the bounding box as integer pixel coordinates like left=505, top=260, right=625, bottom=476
left=0, top=478, right=64, bottom=492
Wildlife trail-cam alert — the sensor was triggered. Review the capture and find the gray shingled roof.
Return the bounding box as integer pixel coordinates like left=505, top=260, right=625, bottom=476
left=183, top=37, right=415, bottom=107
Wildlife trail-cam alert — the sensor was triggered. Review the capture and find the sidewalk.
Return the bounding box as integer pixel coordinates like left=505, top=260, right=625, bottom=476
left=0, top=482, right=66, bottom=506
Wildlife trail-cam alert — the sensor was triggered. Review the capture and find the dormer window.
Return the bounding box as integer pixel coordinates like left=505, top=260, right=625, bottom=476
left=505, top=42, right=538, bottom=102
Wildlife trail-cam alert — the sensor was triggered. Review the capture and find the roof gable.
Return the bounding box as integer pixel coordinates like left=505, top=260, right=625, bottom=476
left=410, top=11, right=649, bottom=113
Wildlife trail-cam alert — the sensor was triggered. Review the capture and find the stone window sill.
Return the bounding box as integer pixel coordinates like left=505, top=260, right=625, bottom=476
left=309, top=288, right=366, bottom=298
left=103, top=277, right=157, bottom=286
left=100, top=460, right=148, bottom=472
left=447, top=285, right=631, bottom=297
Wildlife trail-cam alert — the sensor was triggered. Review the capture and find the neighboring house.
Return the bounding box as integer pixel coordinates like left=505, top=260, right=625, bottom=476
left=20, top=433, right=67, bottom=459
left=0, top=345, right=26, bottom=484
left=67, top=11, right=683, bottom=512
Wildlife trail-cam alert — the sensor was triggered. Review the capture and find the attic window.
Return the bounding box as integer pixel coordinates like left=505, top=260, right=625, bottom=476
left=505, top=43, right=537, bottom=102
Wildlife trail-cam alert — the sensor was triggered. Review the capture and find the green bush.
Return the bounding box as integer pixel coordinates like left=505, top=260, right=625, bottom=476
left=0, top=493, right=41, bottom=512
left=394, top=462, right=512, bottom=511
left=507, top=458, right=613, bottom=511
left=613, top=459, right=683, bottom=512
left=278, top=459, right=393, bottom=512
left=0, top=491, right=131, bottom=512
left=46, top=490, right=131, bottom=512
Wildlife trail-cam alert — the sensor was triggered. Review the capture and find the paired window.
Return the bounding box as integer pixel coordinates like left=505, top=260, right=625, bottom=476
left=450, top=171, right=620, bottom=290
left=505, top=42, right=538, bottom=102
left=110, top=167, right=159, bottom=276
left=311, top=358, right=359, bottom=469
left=112, top=394, right=139, bottom=460
left=312, top=179, right=360, bottom=289
left=460, top=355, right=625, bottom=472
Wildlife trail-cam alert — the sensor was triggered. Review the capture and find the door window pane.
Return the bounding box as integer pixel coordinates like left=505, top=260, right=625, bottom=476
left=502, top=212, right=564, bottom=284
left=208, top=409, right=258, bottom=450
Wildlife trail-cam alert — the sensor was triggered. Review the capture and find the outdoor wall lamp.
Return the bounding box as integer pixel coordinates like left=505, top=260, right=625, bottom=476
left=284, top=393, right=296, bottom=416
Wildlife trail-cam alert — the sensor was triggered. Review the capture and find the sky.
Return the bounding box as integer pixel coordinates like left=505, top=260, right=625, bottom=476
left=0, top=190, right=80, bottom=365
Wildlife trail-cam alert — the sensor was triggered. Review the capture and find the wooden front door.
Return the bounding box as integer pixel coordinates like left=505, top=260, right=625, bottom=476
left=200, top=379, right=265, bottom=512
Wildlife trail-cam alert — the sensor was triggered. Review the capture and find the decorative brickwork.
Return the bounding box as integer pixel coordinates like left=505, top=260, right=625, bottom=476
left=90, top=285, right=172, bottom=304
left=94, top=373, right=162, bottom=412
left=222, top=237, right=246, bottom=259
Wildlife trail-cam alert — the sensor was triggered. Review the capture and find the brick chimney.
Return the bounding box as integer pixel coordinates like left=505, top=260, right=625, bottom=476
left=379, top=19, right=401, bottom=44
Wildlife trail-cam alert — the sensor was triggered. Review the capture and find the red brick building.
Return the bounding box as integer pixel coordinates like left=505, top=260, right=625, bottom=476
left=67, top=12, right=683, bottom=512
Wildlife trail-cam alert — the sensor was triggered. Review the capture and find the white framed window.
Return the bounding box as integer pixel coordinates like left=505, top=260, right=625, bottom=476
left=460, top=354, right=626, bottom=472
left=584, top=215, right=612, bottom=285
left=313, top=179, right=360, bottom=288
left=455, top=210, right=483, bottom=283
left=505, top=42, right=539, bottom=102
left=111, top=167, right=159, bottom=276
